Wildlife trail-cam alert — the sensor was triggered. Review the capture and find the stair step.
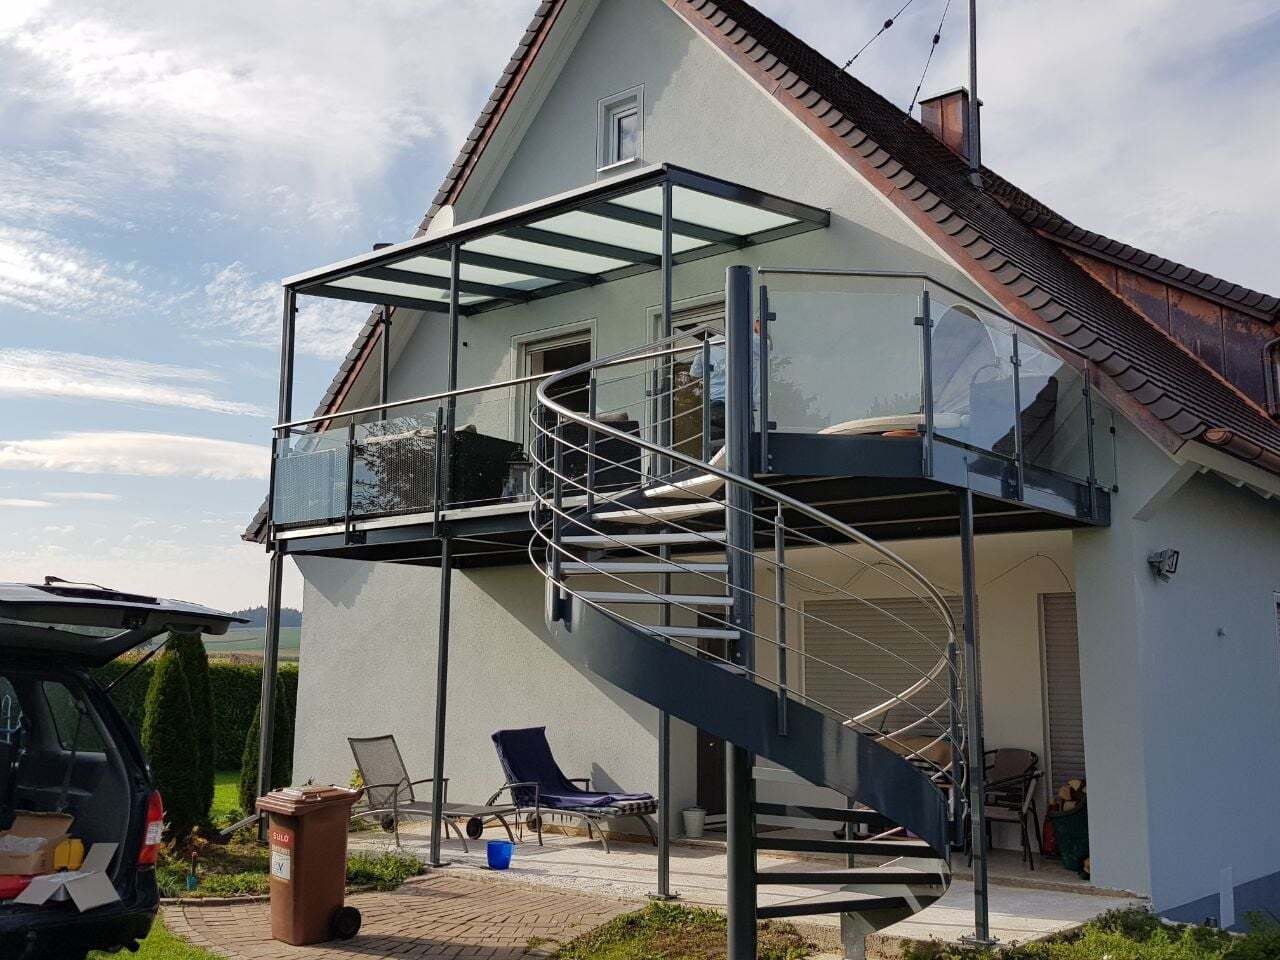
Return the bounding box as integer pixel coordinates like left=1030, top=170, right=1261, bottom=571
left=754, top=802, right=894, bottom=828
left=561, top=561, right=728, bottom=575
left=577, top=592, right=733, bottom=607
left=563, top=531, right=727, bottom=548
left=756, top=892, right=908, bottom=920
left=592, top=501, right=725, bottom=523
left=640, top=625, right=740, bottom=640
left=756, top=869, right=945, bottom=887
left=754, top=836, right=935, bottom=857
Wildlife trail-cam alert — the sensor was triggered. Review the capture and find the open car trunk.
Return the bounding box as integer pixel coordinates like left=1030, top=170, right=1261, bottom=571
left=0, top=579, right=244, bottom=938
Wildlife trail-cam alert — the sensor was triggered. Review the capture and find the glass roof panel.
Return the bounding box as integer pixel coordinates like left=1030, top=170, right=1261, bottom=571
left=464, top=234, right=633, bottom=274
left=329, top=276, right=493, bottom=306
left=612, top=185, right=798, bottom=235
left=530, top=211, right=705, bottom=256
left=395, top=255, right=557, bottom=291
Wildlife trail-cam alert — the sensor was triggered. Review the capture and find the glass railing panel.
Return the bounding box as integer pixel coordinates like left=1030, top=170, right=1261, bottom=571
left=1092, top=392, right=1116, bottom=493
left=762, top=272, right=924, bottom=434
left=446, top=385, right=528, bottom=509
left=1016, top=332, right=1092, bottom=482
left=351, top=412, right=440, bottom=517
left=927, top=292, right=1017, bottom=457
left=273, top=424, right=350, bottom=526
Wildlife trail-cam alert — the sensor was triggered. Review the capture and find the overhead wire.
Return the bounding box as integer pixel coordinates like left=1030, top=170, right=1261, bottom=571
left=907, top=0, right=954, bottom=115
left=840, top=0, right=919, bottom=70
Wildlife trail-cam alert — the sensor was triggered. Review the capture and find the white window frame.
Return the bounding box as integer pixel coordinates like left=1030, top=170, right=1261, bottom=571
left=511, top=321, right=597, bottom=444
left=597, top=85, right=644, bottom=173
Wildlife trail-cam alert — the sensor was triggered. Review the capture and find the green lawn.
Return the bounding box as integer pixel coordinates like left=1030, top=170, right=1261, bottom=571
left=89, top=919, right=226, bottom=960
left=210, top=770, right=239, bottom=824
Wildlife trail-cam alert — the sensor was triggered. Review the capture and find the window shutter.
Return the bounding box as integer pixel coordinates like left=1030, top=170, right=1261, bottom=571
left=1041, top=593, right=1086, bottom=790
left=803, top=596, right=965, bottom=737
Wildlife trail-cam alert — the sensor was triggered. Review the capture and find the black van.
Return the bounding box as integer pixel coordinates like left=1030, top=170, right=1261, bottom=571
left=0, top=579, right=244, bottom=960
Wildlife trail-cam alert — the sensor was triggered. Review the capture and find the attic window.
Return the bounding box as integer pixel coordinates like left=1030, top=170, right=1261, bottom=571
left=598, top=86, right=643, bottom=172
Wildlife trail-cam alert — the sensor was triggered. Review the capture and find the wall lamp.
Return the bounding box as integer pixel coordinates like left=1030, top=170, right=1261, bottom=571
left=1147, top=549, right=1180, bottom=582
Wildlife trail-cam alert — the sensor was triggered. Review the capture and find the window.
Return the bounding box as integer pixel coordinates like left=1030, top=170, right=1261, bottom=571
left=514, top=324, right=596, bottom=444
left=597, top=86, right=643, bottom=171
left=0, top=676, right=22, bottom=745
left=42, top=681, right=106, bottom=752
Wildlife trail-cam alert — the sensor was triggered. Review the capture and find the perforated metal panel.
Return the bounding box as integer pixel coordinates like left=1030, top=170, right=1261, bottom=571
left=802, top=596, right=966, bottom=737
left=1041, top=593, right=1086, bottom=790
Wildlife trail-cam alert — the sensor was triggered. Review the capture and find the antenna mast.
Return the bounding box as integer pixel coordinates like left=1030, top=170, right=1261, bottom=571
left=967, top=0, right=982, bottom=188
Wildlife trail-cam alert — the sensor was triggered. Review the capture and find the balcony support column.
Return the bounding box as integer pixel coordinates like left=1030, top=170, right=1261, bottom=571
left=959, top=489, right=993, bottom=945
left=257, top=285, right=296, bottom=842
left=724, top=265, right=757, bottom=960
left=428, top=243, right=462, bottom=867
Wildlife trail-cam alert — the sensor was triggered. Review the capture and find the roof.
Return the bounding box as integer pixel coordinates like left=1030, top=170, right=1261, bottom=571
left=983, top=172, right=1279, bottom=323
left=245, top=0, right=1280, bottom=540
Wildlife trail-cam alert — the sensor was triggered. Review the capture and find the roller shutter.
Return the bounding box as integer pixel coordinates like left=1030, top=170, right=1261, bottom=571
left=1041, top=593, right=1086, bottom=790
left=803, top=596, right=966, bottom=738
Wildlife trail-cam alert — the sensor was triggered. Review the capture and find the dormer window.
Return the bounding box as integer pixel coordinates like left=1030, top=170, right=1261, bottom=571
left=598, top=86, right=643, bottom=172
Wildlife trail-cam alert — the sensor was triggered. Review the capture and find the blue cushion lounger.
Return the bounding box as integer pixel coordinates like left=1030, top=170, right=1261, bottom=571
left=487, top=726, right=658, bottom=852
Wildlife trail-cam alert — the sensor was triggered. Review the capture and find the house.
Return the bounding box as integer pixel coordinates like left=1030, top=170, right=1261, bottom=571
left=244, top=0, right=1280, bottom=952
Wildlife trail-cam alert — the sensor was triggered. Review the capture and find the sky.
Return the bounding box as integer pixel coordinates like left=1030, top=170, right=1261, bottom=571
left=0, top=0, right=1275, bottom=612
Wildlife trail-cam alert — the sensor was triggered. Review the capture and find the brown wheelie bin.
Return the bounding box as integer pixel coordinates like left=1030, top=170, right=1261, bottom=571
left=256, top=786, right=364, bottom=945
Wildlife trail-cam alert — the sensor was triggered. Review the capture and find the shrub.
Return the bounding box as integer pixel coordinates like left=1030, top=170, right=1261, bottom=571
left=168, top=633, right=215, bottom=821
left=99, top=655, right=299, bottom=771
left=141, top=652, right=203, bottom=841
left=238, top=672, right=294, bottom=812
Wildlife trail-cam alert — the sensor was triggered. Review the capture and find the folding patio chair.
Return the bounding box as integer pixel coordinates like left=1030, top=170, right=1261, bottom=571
left=349, top=734, right=514, bottom=851
left=487, top=726, right=657, bottom=853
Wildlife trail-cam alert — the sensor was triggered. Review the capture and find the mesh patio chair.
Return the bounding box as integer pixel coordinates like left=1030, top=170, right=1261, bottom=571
left=488, top=727, right=657, bottom=853
left=348, top=735, right=470, bottom=850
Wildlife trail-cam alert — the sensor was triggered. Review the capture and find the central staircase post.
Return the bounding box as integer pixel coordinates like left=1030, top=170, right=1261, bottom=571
left=724, top=265, right=757, bottom=960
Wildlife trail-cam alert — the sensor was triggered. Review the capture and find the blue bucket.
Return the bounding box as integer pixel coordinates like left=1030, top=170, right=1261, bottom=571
left=487, top=839, right=514, bottom=870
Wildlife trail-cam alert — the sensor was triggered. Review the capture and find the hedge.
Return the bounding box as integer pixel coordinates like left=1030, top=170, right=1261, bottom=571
left=97, top=654, right=299, bottom=771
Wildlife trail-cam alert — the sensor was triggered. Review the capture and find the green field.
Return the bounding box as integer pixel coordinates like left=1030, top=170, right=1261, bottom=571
left=203, top=626, right=302, bottom=659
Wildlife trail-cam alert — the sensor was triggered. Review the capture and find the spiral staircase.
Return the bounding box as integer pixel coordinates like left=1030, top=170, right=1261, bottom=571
left=527, top=319, right=967, bottom=955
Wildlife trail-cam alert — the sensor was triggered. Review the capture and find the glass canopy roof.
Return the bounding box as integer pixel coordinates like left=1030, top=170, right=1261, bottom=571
left=284, top=164, right=830, bottom=316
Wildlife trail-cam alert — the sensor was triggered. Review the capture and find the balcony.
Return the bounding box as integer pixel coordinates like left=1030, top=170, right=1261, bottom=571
left=263, top=165, right=1109, bottom=564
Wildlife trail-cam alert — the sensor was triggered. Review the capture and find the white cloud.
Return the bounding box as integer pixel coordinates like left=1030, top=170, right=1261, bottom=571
left=0, top=0, right=532, bottom=225
left=0, top=225, right=146, bottom=317
left=199, top=261, right=366, bottom=360
left=758, top=0, right=1279, bottom=293
left=45, top=491, right=121, bottom=502
left=0, top=347, right=266, bottom=416
left=43, top=524, right=74, bottom=534
left=0, top=498, right=51, bottom=508
left=0, top=431, right=268, bottom=480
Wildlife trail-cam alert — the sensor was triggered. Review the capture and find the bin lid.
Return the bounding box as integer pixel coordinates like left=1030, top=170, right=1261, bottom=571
left=256, top=785, right=363, bottom=816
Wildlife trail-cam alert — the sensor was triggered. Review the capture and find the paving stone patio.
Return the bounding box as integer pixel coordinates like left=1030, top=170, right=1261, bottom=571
left=163, top=872, right=634, bottom=960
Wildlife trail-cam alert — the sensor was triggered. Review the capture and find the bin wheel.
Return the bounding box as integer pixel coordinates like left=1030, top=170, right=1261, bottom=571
left=330, top=905, right=362, bottom=941
left=526, top=814, right=542, bottom=833
left=465, top=816, right=485, bottom=840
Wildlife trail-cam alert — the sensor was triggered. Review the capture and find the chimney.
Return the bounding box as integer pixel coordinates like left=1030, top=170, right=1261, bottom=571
left=919, top=88, right=975, bottom=160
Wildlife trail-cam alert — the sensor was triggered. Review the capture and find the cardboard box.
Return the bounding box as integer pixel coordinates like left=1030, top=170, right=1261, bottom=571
left=0, top=812, right=74, bottom=876
left=14, top=843, right=120, bottom=912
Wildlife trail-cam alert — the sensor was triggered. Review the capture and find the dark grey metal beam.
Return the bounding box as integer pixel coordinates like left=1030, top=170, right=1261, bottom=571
left=505, top=225, right=661, bottom=267
left=365, top=266, right=533, bottom=303
left=428, top=244, right=462, bottom=868
left=379, top=305, right=392, bottom=419
left=308, top=283, right=455, bottom=314
left=724, top=265, right=757, bottom=960
left=257, top=285, right=296, bottom=842
left=583, top=200, right=741, bottom=246
left=958, top=490, right=991, bottom=944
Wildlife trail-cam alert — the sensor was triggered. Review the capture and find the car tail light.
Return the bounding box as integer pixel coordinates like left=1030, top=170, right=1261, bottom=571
left=138, top=791, right=164, bottom=867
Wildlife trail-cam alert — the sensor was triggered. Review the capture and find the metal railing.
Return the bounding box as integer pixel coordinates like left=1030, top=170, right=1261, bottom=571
left=527, top=322, right=968, bottom=803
